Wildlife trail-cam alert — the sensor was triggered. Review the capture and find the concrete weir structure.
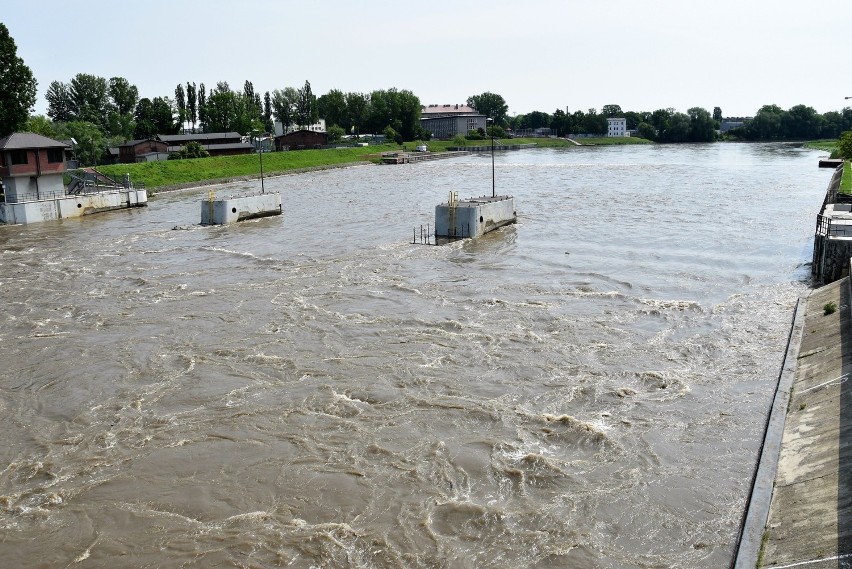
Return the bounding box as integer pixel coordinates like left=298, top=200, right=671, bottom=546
left=201, top=191, right=282, bottom=225
left=435, top=193, right=516, bottom=239
left=0, top=187, right=147, bottom=225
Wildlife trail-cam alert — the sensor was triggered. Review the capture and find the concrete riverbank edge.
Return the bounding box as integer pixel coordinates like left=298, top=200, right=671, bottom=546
left=733, top=295, right=806, bottom=568
left=147, top=161, right=373, bottom=195
left=734, top=276, right=852, bottom=568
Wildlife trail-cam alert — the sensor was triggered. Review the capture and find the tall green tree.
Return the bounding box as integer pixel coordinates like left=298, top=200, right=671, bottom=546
left=345, top=92, right=370, bottom=135
left=54, top=120, right=104, bottom=165
left=24, top=115, right=56, bottom=138
left=134, top=97, right=176, bottom=138
left=583, top=108, right=606, bottom=134
left=151, top=97, right=178, bottom=135
left=317, top=88, right=348, bottom=131
left=550, top=108, right=567, bottom=136
left=295, top=80, right=318, bottom=128
left=198, top=83, right=207, bottom=131
left=263, top=91, right=273, bottom=132
left=687, top=107, right=716, bottom=142
left=650, top=108, right=672, bottom=134
left=624, top=111, right=649, bottom=130
left=0, top=23, right=37, bottom=136
left=636, top=122, right=656, bottom=140
left=205, top=83, right=239, bottom=133
left=518, top=110, right=552, bottom=130
left=174, top=83, right=187, bottom=131
left=838, top=130, right=852, bottom=159
left=713, top=107, right=722, bottom=121
left=45, top=80, right=74, bottom=122
left=365, top=88, right=420, bottom=140
left=133, top=98, right=157, bottom=139
left=243, top=80, right=263, bottom=127
left=186, top=82, right=197, bottom=132
left=601, top=104, right=623, bottom=118
left=784, top=104, right=824, bottom=140
left=107, top=77, right=138, bottom=139
left=204, top=83, right=257, bottom=134
left=467, top=92, right=508, bottom=125
left=69, top=73, right=110, bottom=130
left=661, top=112, right=691, bottom=142
left=271, top=87, right=298, bottom=133
left=109, top=77, right=138, bottom=115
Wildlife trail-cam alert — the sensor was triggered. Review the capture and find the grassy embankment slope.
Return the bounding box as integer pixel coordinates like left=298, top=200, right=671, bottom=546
left=96, top=136, right=652, bottom=192
left=806, top=140, right=851, bottom=194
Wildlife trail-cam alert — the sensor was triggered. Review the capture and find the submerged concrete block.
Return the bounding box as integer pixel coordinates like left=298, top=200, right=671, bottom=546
left=435, top=194, right=516, bottom=239
left=201, top=192, right=282, bottom=225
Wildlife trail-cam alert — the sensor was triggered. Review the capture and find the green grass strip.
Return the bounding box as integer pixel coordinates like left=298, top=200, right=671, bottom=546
left=97, top=136, right=653, bottom=191
left=841, top=160, right=852, bottom=195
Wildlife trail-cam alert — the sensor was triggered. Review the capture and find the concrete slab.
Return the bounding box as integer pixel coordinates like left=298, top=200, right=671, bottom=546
left=758, top=278, right=852, bottom=567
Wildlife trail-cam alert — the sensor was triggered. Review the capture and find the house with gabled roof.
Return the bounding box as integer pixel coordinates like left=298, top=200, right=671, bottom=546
left=118, top=138, right=168, bottom=163
left=0, top=132, right=147, bottom=225
left=0, top=132, right=68, bottom=203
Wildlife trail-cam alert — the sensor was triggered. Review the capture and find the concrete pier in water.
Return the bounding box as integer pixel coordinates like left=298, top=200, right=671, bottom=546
left=434, top=193, right=516, bottom=239
left=201, top=191, right=282, bottom=225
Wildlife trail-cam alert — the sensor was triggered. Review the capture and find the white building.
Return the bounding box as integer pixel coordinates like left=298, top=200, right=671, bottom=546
left=420, top=104, right=487, bottom=139
left=274, top=118, right=326, bottom=136
left=607, top=117, right=628, bottom=137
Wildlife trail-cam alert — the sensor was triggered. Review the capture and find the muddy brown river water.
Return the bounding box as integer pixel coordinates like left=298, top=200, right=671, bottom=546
left=0, top=143, right=832, bottom=567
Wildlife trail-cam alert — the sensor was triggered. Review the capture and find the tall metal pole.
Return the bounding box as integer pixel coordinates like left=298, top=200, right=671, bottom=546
left=490, top=117, right=496, bottom=198
left=259, top=134, right=265, bottom=194
left=491, top=132, right=495, bottom=198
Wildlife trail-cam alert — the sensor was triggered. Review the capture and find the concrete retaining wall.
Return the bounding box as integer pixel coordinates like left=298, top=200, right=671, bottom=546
left=0, top=188, right=148, bottom=225
left=812, top=164, right=850, bottom=285
left=813, top=235, right=852, bottom=284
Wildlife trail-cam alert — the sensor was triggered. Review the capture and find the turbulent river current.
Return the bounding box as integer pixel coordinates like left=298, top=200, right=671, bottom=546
left=0, top=143, right=833, bottom=568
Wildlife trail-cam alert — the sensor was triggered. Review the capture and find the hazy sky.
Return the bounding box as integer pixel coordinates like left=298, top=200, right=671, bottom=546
left=3, top=0, right=850, bottom=119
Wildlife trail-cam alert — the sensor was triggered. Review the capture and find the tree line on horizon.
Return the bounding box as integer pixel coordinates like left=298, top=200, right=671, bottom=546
left=2, top=23, right=852, bottom=164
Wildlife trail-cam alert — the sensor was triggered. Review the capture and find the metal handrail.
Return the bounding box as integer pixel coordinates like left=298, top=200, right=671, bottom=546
left=4, top=184, right=143, bottom=204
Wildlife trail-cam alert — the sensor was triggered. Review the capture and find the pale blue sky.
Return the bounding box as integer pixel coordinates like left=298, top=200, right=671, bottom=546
left=3, top=0, right=850, bottom=119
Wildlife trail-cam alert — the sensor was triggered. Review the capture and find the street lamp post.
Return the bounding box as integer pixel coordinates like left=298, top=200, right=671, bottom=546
left=487, top=117, right=495, bottom=198
left=259, top=136, right=265, bottom=194
left=254, top=132, right=268, bottom=194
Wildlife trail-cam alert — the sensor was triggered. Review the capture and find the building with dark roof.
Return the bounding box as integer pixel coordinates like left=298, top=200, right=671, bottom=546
left=0, top=132, right=69, bottom=202
left=274, top=130, right=328, bottom=151
left=158, top=132, right=241, bottom=145
left=119, top=139, right=168, bottom=163
left=158, top=132, right=253, bottom=156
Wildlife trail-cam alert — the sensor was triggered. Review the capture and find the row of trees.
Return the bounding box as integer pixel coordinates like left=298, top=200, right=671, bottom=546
left=0, top=23, right=37, bottom=137
left=500, top=102, right=852, bottom=144
left=729, top=104, right=852, bottom=141
left=42, top=72, right=427, bottom=149
left=503, top=104, right=718, bottom=142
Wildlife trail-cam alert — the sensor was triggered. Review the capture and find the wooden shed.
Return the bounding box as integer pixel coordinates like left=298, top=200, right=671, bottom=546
left=275, top=130, right=328, bottom=151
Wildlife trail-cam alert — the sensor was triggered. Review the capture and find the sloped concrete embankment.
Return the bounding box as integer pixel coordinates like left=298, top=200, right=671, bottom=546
left=734, top=275, right=852, bottom=568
